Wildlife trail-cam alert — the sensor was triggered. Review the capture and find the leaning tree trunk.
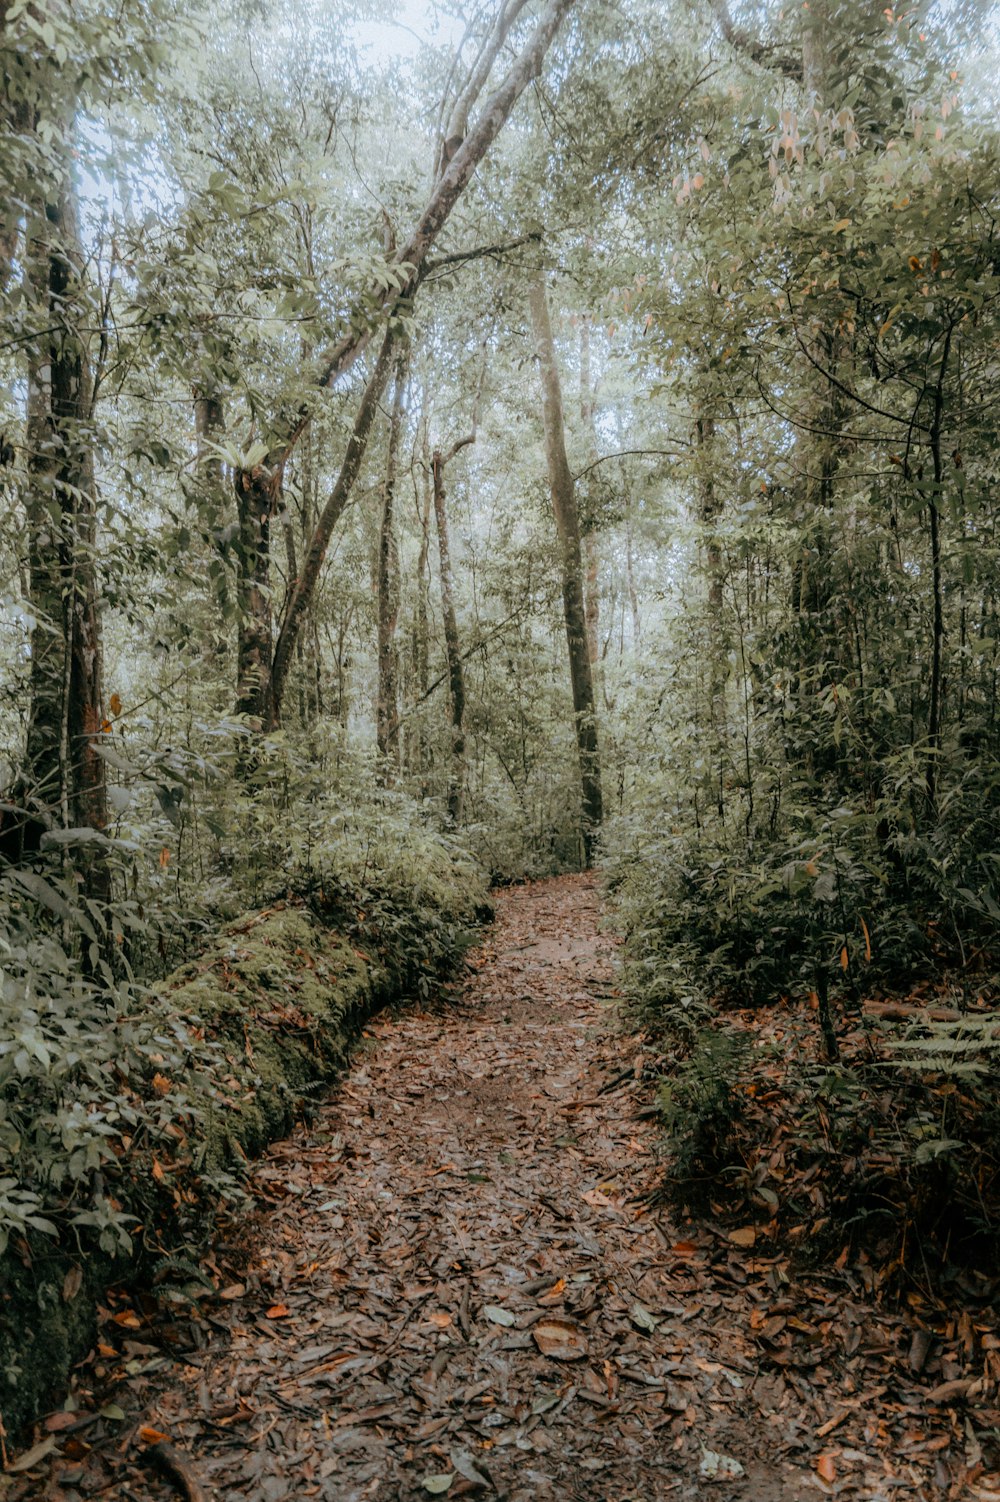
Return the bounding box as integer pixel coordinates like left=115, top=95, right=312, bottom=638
left=529, top=270, right=603, bottom=866
left=256, top=330, right=398, bottom=731
left=230, top=0, right=577, bottom=734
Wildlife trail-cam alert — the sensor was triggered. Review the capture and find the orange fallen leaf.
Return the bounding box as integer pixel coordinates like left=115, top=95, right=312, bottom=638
left=265, top=1304, right=291, bottom=1319
left=816, top=1454, right=837, bottom=1483
left=111, top=1311, right=142, bottom=1329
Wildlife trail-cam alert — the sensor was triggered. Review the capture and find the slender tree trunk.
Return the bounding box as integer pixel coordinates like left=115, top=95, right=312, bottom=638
left=376, top=349, right=407, bottom=777
left=17, top=166, right=108, bottom=904
left=578, top=315, right=600, bottom=667
left=300, top=417, right=322, bottom=725
left=235, top=464, right=276, bottom=720
left=696, top=413, right=723, bottom=612
left=411, top=426, right=434, bottom=782
left=432, top=437, right=474, bottom=823
left=257, top=329, right=398, bottom=730
left=926, top=324, right=953, bottom=811
left=229, top=0, right=578, bottom=732
left=529, top=271, right=603, bottom=865
left=193, top=384, right=227, bottom=671
left=624, top=493, right=641, bottom=644
left=695, top=406, right=728, bottom=817
left=194, top=388, right=225, bottom=479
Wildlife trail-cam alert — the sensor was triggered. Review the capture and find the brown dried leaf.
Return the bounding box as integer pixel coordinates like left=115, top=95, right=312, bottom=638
left=532, top=1317, right=588, bottom=1362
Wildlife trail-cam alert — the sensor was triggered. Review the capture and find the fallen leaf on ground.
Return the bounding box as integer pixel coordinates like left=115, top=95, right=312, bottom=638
left=699, top=1449, right=745, bottom=1481
left=138, top=1426, right=171, bottom=1445
left=6, top=1437, right=59, bottom=1473
left=533, top=1317, right=588, bottom=1361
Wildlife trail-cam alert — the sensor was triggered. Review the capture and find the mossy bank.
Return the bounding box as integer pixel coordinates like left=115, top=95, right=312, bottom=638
left=0, top=850, right=490, bottom=1441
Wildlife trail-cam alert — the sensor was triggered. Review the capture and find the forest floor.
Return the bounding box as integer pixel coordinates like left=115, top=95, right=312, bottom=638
left=8, top=874, right=998, bottom=1501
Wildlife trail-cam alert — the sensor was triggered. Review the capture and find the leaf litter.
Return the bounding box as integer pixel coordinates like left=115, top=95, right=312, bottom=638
left=7, top=874, right=1000, bottom=1500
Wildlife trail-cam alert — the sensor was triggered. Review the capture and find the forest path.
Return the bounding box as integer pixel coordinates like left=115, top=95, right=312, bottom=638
left=39, top=877, right=824, bottom=1500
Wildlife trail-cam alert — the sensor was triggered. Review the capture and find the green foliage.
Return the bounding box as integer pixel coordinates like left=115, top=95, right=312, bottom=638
left=0, top=767, right=487, bottom=1265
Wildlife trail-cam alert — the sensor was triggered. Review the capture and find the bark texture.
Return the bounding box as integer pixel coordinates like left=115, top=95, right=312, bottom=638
left=23, top=188, right=107, bottom=850
left=578, top=315, right=600, bottom=669
left=235, top=464, right=278, bottom=721
left=529, top=272, right=603, bottom=865
left=432, top=435, right=475, bottom=824
left=376, top=350, right=408, bottom=775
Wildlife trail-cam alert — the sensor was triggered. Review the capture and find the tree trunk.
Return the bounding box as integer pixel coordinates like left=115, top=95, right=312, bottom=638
left=432, top=439, right=473, bottom=823
left=230, top=0, right=578, bottom=733
left=925, top=323, right=954, bottom=811
left=578, top=315, right=600, bottom=668
left=257, top=329, right=398, bottom=731
left=376, top=349, right=407, bottom=776
left=234, top=463, right=277, bottom=721
left=193, top=384, right=228, bottom=671
left=695, top=405, right=728, bottom=817
left=529, top=271, right=603, bottom=865
left=624, top=492, right=641, bottom=644
left=411, top=425, right=434, bottom=782
left=17, top=169, right=108, bottom=904
left=695, top=412, right=723, bottom=613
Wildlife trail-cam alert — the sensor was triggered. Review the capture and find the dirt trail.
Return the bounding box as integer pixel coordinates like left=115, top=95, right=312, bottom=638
left=23, top=876, right=950, bottom=1501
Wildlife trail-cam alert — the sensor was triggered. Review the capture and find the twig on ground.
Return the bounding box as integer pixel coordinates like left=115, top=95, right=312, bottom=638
left=146, top=1441, right=209, bottom=1502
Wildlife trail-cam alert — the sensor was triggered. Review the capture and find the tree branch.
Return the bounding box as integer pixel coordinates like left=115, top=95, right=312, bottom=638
left=277, top=0, right=578, bottom=460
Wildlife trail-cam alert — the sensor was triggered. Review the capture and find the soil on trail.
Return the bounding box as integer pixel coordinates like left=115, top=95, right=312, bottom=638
left=18, top=876, right=984, bottom=1501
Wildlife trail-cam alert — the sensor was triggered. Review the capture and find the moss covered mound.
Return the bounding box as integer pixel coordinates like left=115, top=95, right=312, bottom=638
left=0, top=860, right=489, bottom=1440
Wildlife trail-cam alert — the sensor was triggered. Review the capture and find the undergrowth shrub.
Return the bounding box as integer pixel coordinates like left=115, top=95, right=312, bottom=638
left=605, top=750, right=1000, bottom=1283
left=0, top=737, right=488, bottom=1269
left=657, top=1028, right=750, bottom=1198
